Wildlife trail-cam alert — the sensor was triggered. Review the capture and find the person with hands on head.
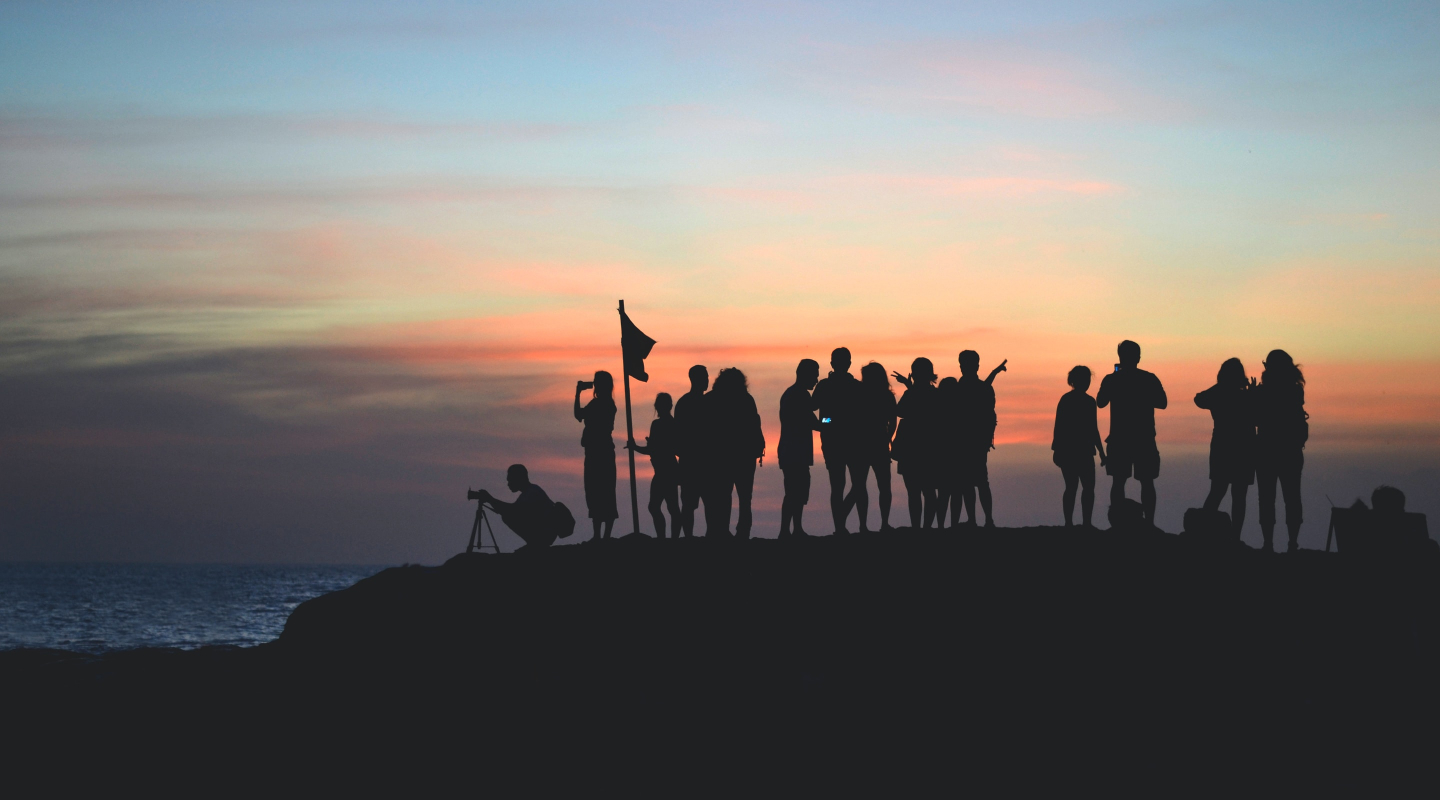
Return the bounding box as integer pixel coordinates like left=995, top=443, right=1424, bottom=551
left=471, top=464, right=557, bottom=551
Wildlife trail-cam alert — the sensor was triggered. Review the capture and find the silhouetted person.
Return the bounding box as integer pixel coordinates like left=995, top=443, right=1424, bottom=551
left=574, top=370, right=618, bottom=541
left=952, top=351, right=1003, bottom=527
left=627, top=393, right=680, bottom=539
left=1254, top=349, right=1307, bottom=553
left=472, top=464, right=557, bottom=551
left=933, top=376, right=960, bottom=525
left=893, top=358, right=941, bottom=528
left=706, top=367, right=765, bottom=539
left=813, top=347, right=864, bottom=535
left=1097, top=340, right=1167, bottom=527
left=1194, top=358, right=1255, bottom=538
left=842, top=362, right=897, bottom=531
left=675, top=365, right=711, bottom=537
left=779, top=359, right=822, bottom=538
left=1052, top=366, right=1106, bottom=528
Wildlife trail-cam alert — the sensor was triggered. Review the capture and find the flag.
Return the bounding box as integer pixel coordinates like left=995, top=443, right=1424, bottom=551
left=620, top=305, right=656, bottom=382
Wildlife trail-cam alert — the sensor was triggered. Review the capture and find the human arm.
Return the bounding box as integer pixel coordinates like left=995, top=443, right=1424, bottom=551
left=573, top=382, right=586, bottom=422
left=626, top=438, right=652, bottom=455
left=472, top=489, right=516, bottom=514
left=984, top=359, right=1008, bottom=385
left=891, top=371, right=913, bottom=390
left=1096, top=374, right=1112, bottom=408
left=1194, top=385, right=1216, bottom=410
left=1153, top=375, right=1168, bottom=410
left=1094, top=422, right=1106, bottom=466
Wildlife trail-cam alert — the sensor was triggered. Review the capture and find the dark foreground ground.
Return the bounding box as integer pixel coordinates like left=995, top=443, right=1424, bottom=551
left=6, top=526, right=1440, bottom=783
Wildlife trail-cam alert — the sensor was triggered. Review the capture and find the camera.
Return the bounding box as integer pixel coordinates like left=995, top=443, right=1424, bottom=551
left=467, top=488, right=486, bottom=501
left=578, top=380, right=595, bottom=390
left=1113, top=364, right=1122, bottom=374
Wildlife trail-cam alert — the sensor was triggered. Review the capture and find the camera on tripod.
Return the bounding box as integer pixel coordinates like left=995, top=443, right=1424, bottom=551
left=465, top=487, right=503, bottom=554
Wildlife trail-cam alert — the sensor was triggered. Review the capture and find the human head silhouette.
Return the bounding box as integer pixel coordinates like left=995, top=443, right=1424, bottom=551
left=938, top=376, right=957, bottom=390
left=1117, top=340, right=1141, bottom=368
left=1262, top=349, right=1305, bottom=387
left=505, top=464, right=531, bottom=493
left=654, top=392, right=672, bottom=416
left=714, top=367, right=748, bottom=395
left=831, top=347, right=852, bottom=374
left=1217, top=358, right=1247, bottom=387
left=688, top=365, right=709, bottom=393
left=860, top=361, right=890, bottom=391
left=958, top=350, right=980, bottom=376
left=593, top=371, right=614, bottom=399
left=1372, top=485, right=1406, bottom=514
left=911, top=357, right=936, bottom=386
left=796, top=359, right=820, bottom=390
left=1067, top=365, right=1092, bottom=392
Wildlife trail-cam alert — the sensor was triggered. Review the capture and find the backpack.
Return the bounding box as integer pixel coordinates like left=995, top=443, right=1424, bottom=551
left=551, top=501, right=577, bottom=539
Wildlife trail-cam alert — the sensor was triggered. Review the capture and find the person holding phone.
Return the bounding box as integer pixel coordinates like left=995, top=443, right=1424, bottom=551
left=778, top=359, right=823, bottom=537
left=574, top=371, right=618, bottom=541
left=812, top=347, right=863, bottom=535
left=1096, top=340, right=1168, bottom=528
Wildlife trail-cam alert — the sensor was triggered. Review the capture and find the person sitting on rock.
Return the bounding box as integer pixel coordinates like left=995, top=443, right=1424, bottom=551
left=472, top=464, right=558, bottom=551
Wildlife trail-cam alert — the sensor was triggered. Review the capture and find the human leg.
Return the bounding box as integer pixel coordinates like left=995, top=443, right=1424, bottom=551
left=1061, top=462, right=1080, bottom=526
left=847, top=461, right=871, bottom=532
left=1203, top=480, right=1228, bottom=513
left=827, top=460, right=850, bottom=533
left=903, top=470, right=923, bottom=528
left=680, top=468, right=701, bottom=538
left=735, top=460, right=756, bottom=539
left=1281, top=454, right=1303, bottom=551
left=1079, top=457, right=1096, bottom=527
left=1139, top=479, right=1156, bottom=526
left=1230, top=482, right=1248, bottom=536
left=648, top=477, right=668, bottom=538
left=875, top=460, right=893, bottom=529
left=1256, top=460, right=1278, bottom=551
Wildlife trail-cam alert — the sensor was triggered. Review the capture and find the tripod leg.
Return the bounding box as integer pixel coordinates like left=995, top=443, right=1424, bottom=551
left=468, top=509, right=482, bottom=553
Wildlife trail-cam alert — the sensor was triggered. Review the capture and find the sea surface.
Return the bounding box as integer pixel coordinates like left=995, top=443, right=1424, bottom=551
left=0, top=563, right=387, bottom=652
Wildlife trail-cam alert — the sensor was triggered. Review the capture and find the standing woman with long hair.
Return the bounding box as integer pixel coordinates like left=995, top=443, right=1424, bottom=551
left=1254, top=350, right=1308, bottom=552
left=708, top=367, right=765, bottom=538
left=574, top=370, right=618, bottom=541
left=844, top=362, right=898, bottom=531
left=892, top=358, right=940, bottom=528
left=1194, top=358, right=1256, bottom=537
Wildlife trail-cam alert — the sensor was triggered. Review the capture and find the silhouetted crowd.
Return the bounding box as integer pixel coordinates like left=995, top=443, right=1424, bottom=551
left=559, top=340, right=1311, bottom=551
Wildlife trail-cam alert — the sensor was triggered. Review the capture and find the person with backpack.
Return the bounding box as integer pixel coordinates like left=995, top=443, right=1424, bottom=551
left=471, top=464, right=573, bottom=550
left=1254, top=349, right=1308, bottom=553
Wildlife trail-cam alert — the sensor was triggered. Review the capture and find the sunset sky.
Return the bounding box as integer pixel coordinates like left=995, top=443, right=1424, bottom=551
left=2, top=1, right=1437, bottom=561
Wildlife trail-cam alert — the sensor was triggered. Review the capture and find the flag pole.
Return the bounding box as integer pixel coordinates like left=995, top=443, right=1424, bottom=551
left=619, top=300, right=641, bottom=535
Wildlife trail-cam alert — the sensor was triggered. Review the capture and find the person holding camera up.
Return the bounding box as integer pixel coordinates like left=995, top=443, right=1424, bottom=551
left=574, top=371, right=619, bottom=541
left=471, top=464, right=560, bottom=551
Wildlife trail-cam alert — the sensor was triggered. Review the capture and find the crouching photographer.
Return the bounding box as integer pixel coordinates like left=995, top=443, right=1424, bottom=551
left=469, top=464, right=575, bottom=551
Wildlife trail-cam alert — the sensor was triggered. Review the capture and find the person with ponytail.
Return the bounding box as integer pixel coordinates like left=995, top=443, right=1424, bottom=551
left=1254, top=350, right=1308, bottom=552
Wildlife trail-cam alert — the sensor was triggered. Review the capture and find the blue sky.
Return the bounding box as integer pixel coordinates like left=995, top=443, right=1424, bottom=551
left=2, top=1, right=1437, bottom=560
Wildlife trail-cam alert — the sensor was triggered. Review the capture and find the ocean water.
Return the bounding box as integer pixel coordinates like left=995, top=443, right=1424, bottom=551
left=0, top=563, right=386, bottom=652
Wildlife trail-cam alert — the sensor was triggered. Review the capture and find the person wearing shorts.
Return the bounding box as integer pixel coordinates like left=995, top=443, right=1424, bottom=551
left=1096, top=340, right=1168, bottom=527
